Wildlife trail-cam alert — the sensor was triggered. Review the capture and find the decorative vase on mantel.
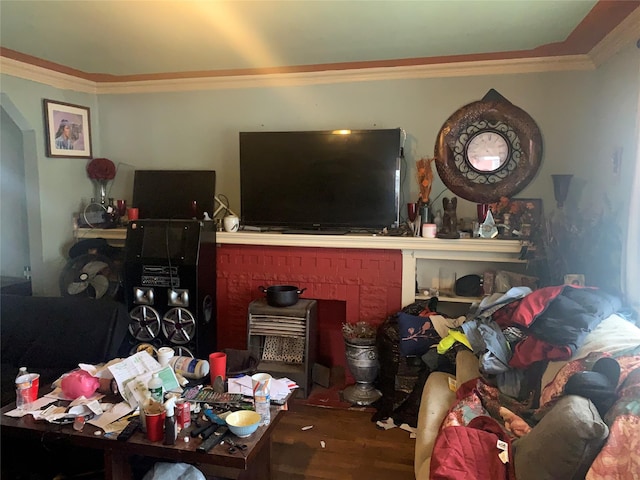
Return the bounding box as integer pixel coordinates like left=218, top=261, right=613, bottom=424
left=93, top=179, right=111, bottom=205
left=87, top=158, right=116, bottom=206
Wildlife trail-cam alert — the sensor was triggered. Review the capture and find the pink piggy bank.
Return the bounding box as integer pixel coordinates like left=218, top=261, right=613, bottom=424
left=60, top=370, right=100, bottom=399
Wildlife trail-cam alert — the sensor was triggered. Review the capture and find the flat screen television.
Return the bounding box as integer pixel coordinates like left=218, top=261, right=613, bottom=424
left=239, top=128, right=402, bottom=232
left=132, top=170, right=216, bottom=220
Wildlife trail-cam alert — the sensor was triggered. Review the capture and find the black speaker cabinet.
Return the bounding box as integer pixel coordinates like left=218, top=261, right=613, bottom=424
left=123, top=220, right=216, bottom=359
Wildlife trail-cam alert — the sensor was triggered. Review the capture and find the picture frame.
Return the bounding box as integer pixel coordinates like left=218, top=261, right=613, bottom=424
left=43, top=99, right=92, bottom=158
left=487, top=197, right=544, bottom=239
left=564, top=274, right=585, bottom=287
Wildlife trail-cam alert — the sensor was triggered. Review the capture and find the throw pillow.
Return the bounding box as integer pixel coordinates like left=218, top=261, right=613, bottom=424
left=397, top=312, right=440, bottom=357
left=513, top=395, right=609, bottom=480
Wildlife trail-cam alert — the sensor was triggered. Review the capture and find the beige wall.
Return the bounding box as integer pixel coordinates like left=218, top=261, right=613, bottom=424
left=1, top=44, right=638, bottom=295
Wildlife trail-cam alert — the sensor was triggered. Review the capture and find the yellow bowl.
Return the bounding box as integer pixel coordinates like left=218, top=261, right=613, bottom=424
left=225, top=410, right=261, bottom=438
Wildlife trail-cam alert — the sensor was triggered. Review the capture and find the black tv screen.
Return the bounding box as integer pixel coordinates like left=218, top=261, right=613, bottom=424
left=132, top=170, right=216, bottom=220
left=239, top=129, right=401, bottom=231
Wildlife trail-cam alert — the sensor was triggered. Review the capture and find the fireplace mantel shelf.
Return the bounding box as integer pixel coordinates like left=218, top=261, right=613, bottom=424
left=73, top=227, right=528, bottom=307
left=216, top=231, right=527, bottom=263
left=215, top=231, right=526, bottom=255
left=75, top=227, right=527, bottom=257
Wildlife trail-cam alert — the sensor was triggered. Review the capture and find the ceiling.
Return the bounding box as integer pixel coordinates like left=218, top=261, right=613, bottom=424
left=1, top=0, right=639, bottom=82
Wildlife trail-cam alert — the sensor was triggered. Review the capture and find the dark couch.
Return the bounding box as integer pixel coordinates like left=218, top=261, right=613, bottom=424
left=1, top=294, right=131, bottom=406
left=1, top=294, right=132, bottom=479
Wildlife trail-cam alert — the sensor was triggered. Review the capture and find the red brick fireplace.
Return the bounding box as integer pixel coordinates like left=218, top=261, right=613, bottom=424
left=215, top=244, right=403, bottom=371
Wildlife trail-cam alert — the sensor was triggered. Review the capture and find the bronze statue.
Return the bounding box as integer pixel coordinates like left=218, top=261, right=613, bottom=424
left=439, top=197, right=460, bottom=239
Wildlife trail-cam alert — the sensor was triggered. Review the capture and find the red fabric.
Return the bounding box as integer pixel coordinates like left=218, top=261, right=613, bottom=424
left=491, top=301, right=520, bottom=328
left=430, top=416, right=516, bottom=480
left=507, top=285, right=565, bottom=328
left=509, top=336, right=572, bottom=369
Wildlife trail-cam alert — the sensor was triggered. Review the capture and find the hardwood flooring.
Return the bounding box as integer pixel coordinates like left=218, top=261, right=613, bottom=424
left=271, top=401, right=416, bottom=480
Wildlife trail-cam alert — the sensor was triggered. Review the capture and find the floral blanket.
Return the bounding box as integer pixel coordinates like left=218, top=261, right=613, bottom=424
left=542, top=352, right=640, bottom=479
left=438, top=350, right=640, bottom=479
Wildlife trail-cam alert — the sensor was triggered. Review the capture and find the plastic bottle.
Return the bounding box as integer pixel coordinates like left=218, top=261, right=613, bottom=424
left=139, top=390, right=151, bottom=433
left=73, top=415, right=86, bottom=432
left=254, top=382, right=271, bottom=426
left=15, top=367, right=30, bottom=410
left=169, top=356, right=210, bottom=380
left=148, top=373, right=164, bottom=403
left=163, top=396, right=177, bottom=445
left=15, top=367, right=28, bottom=381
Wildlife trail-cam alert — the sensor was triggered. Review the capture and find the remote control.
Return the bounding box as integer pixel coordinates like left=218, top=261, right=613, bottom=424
left=117, top=418, right=141, bottom=441
left=199, top=423, right=220, bottom=440
left=197, top=426, right=229, bottom=453
left=190, top=421, right=213, bottom=438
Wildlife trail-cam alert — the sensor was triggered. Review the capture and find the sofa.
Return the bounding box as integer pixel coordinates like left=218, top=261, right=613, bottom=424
left=413, top=285, right=640, bottom=479
left=1, top=293, right=131, bottom=406
left=1, top=294, right=133, bottom=479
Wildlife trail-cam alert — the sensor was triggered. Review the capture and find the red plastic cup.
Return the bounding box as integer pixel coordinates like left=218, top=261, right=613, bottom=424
left=28, top=373, right=39, bottom=398
left=16, top=373, right=39, bottom=410
left=145, top=410, right=165, bottom=442
left=209, top=352, right=227, bottom=385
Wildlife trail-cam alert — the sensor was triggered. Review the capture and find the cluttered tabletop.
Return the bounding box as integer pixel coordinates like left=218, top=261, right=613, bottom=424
left=3, top=349, right=297, bottom=467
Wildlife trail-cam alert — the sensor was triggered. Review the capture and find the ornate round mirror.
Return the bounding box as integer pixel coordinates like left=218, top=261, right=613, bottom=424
left=434, top=89, right=543, bottom=204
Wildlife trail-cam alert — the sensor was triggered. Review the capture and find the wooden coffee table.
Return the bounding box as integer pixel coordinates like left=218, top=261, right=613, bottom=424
left=1, top=398, right=290, bottom=480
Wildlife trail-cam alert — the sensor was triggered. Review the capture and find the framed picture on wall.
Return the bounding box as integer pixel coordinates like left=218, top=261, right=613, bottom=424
left=487, top=197, right=543, bottom=239
left=43, top=99, right=92, bottom=158
left=564, top=274, right=585, bottom=287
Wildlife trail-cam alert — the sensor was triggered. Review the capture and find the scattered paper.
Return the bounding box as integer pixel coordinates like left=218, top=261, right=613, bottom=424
left=103, top=412, right=137, bottom=434
left=35, top=404, right=68, bottom=422
left=88, top=401, right=135, bottom=430
left=227, top=376, right=253, bottom=396
left=399, top=423, right=417, bottom=435
left=227, top=375, right=298, bottom=402
left=107, top=351, right=181, bottom=407
left=302, top=425, right=314, bottom=431
left=376, top=418, right=396, bottom=430
left=320, top=440, right=326, bottom=448
left=3, top=396, right=56, bottom=417
left=79, top=359, right=119, bottom=379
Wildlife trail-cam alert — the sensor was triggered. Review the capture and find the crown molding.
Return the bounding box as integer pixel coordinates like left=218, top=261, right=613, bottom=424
left=589, top=6, right=640, bottom=66
left=0, top=57, right=97, bottom=93
left=1, top=54, right=596, bottom=95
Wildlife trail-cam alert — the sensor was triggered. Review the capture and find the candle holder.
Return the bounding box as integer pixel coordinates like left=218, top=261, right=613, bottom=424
left=552, top=174, right=573, bottom=209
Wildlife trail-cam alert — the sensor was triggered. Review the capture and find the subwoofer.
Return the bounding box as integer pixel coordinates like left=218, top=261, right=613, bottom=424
left=123, top=219, right=216, bottom=358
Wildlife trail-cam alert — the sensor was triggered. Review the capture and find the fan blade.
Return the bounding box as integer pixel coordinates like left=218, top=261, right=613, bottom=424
left=67, top=281, right=89, bottom=295
left=82, top=260, right=109, bottom=278
left=90, top=275, right=110, bottom=299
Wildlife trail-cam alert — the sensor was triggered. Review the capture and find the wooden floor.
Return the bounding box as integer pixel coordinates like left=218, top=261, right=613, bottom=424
left=271, top=400, right=416, bottom=480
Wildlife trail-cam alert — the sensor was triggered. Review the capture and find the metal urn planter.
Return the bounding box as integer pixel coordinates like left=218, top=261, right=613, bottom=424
left=343, top=337, right=382, bottom=406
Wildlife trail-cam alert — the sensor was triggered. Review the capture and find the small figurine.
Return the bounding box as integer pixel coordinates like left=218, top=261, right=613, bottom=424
left=438, top=197, right=460, bottom=238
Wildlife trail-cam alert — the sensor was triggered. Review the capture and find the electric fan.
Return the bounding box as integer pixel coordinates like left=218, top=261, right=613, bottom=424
left=59, top=253, right=119, bottom=299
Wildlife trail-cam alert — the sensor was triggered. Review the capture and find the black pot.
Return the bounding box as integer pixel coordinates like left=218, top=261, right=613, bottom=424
left=259, top=285, right=306, bottom=307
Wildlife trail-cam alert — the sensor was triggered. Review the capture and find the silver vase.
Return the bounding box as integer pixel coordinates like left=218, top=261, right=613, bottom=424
left=343, top=338, right=382, bottom=406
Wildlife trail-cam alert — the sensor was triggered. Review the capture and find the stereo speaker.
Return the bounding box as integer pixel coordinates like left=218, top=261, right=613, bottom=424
left=123, top=220, right=216, bottom=359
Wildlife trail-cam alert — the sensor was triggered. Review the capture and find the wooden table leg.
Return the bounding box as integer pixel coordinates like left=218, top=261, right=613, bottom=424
left=238, top=438, right=271, bottom=480
left=104, top=448, right=133, bottom=480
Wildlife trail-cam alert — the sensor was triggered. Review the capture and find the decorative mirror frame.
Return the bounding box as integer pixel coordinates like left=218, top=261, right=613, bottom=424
left=434, top=89, right=543, bottom=204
